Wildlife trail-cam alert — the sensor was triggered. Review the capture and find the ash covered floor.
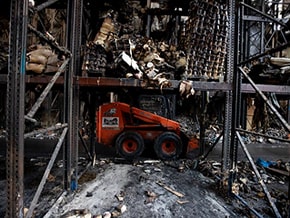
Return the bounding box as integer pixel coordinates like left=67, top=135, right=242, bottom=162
left=0, top=140, right=289, bottom=218
left=44, top=159, right=239, bottom=218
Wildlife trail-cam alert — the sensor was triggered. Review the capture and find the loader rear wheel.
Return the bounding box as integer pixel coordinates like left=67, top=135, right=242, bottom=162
left=154, top=132, right=182, bottom=160
left=115, top=131, right=144, bottom=160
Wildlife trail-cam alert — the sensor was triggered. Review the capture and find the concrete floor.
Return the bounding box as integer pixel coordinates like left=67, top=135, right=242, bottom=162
left=0, top=137, right=289, bottom=217
left=208, top=142, right=290, bottom=163
left=0, top=137, right=289, bottom=164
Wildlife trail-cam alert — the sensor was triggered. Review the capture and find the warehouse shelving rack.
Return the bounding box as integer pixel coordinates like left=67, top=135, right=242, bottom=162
left=3, top=0, right=289, bottom=217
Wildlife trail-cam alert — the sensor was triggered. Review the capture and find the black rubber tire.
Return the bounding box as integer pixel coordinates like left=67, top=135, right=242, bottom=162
left=154, top=132, right=183, bottom=160
left=115, top=131, right=144, bottom=160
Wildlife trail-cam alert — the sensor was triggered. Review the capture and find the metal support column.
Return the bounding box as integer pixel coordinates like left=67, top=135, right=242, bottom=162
left=146, top=0, right=151, bottom=37
left=64, top=0, right=83, bottom=191
left=229, top=0, right=241, bottom=187
left=6, top=0, right=28, bottom=217
left=222, top=0, right=235, bottom=172
left=287, top=100, right=290, bottom=125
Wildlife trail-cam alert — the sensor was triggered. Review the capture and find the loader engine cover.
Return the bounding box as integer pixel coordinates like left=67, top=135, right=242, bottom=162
left=96, top=103, right=125, bottom=146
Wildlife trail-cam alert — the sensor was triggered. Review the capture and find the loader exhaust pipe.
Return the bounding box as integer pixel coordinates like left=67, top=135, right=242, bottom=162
left=109, top=92, right=117, bottom=103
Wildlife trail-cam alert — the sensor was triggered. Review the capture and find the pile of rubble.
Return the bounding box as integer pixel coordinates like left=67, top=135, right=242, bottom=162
left=247, top=57, right=290, bottom=85
left=80, top=0, right=229, bottom=85
left=42, top=158, right=240, bottom=218
left=82, top=25, right=189, bottom=89
left=198, top=159, right=290, bottom=217
left=202, top=124, right=289, bottom=146
left=25, top=156, right=288, bottom=218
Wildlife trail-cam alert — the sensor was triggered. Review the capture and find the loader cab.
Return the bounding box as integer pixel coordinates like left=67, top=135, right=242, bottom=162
left=138, top=94, right=176, bottom=119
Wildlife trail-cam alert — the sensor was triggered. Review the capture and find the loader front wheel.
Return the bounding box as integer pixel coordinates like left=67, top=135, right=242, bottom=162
left=115, top=131, right=144, bottom=160
left=154, top=132, right=182, bottom=160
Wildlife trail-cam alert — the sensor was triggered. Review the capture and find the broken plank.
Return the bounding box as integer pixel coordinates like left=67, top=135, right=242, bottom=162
left=267, top=167, right=289, bottom=177
left=156, top=181, right=185, bottom=198
left=177, top=200, right=189, bottom=204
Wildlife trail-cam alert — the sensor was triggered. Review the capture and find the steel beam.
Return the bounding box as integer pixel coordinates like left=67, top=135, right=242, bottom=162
left=226, top=2, right=289, bottom=217
left=240, top=2, right=287, bottom=28
left=25, top=75, right=63, bottom=84
left=64, top=0, right=83, bottom=191
left=2, top=74, right=290, bottom=95
left=242, top=15, right=272, bottom=22
left=28, top=24, right=71, bottom=56
left=236, top=132, right=282, bottom=218
left=227, top=0, right=241, bottom=197
left=222, top=0, right=235, bottom=172
left=239, top=66, right=290, bottom=132
left=288, top=100, right=290, bottom=124
left=35, top=0, right=59, bottom=11
left=239, top=40, right=290, bottom=65
left=233, top=194, right=264, bottom=218
left=25, top=58, right=70, bottom=122
left=236, top=128, right=290, bottom=143
left=75, top=77, right=142, bottom=87
left=146, top=0, right=151, bottom=37
left=24, top=123, right=68, bottom=138
left=25, top=127, right=68, bottom=218
left=200, top=131, right=224, bottom=161
left=239, top=0, right=290, bottom=65
left=78, top=130, right=93, bottom=161
left=241, top=83, right=290, bottom=95
left=6, top=0, right=28, bottom=217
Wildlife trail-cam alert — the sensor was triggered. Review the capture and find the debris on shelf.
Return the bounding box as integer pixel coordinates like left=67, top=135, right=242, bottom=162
left=78, top=0, right=229, bottom=88
left=26, top=44, right=65, bottom=74
left=174, top=115, right=200, bottom=139
left=202, top=124, right=289, bottom=146
left=247, top=56, right=290, bottom=85
left=0, top=42, right=8, bottom=71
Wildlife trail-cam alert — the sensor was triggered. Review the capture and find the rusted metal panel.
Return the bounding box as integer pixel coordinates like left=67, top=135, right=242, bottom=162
left=25, top=75, right=64, bottom=84
left=75, top=76, right=142, bottom=87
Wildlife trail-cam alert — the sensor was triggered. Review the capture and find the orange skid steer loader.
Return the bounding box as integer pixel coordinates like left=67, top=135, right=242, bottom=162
left=96, top=102, right=199, bottom=160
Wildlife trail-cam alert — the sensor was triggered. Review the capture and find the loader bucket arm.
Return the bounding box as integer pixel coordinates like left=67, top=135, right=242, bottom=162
left=116, top=102, right=181, bottom=133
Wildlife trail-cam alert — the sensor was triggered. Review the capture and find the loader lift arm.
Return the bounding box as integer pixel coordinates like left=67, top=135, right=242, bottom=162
left=116, top=102, right=181, bottom=133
